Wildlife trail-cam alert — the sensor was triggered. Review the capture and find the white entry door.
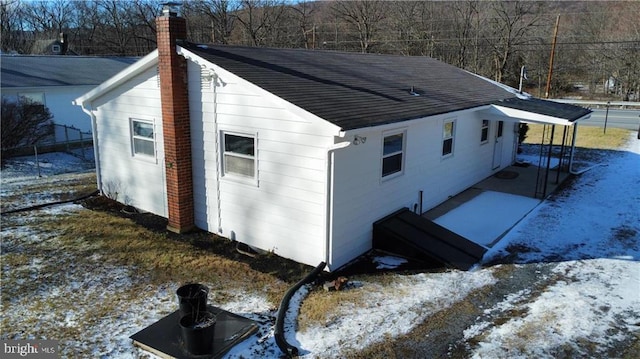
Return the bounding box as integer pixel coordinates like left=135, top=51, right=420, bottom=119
left=492, top=121, right=504, bottom=169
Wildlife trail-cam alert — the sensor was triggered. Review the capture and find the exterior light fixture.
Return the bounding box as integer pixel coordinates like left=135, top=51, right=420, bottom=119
left=353, top=135, right=367, bottom=145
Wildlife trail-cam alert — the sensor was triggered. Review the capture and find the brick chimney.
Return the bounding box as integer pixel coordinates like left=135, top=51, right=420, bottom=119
left=157, top=5, right=194, bottom=233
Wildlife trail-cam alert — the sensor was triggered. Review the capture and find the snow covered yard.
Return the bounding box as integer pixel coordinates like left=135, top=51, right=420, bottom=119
left=1, top=133, right=639, bottom=358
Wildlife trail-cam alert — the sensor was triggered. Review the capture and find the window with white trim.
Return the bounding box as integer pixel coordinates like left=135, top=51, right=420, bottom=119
left=131, top=118, right=156, bottom=158
left=382, top=131, right=404, bottom=178
left=222, top=132, right=256, bottom=179
left=18, top=92, right=45, bottom=105
left=442, top=119, right=455, bottom=156
left=480, top=120, right=489, bottom=143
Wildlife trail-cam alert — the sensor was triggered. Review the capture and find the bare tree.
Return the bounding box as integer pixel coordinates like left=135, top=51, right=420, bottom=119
left=332, top=0, right=388, bottom=53
left=290, top=1, right=317, bottom=49
left=187, top=0, right=238, bottom=44
left=1, top=0, right=29, bottom=53
left=21, top=0, right=75, bottom=35
left=449, top=1, right=479, bottom=69
left=233, top=0, right=287, bottom=46
left=486, top=1, right=543, bottom=85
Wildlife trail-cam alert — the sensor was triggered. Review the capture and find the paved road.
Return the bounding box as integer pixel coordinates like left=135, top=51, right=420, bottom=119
left=580, top=108, right=640, bottom=131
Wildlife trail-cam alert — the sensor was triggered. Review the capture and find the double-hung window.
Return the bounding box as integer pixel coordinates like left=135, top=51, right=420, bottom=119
left=222, top=132, right=256, bottom=179
left=131, top=118, right=156, bottom=158
left=480, top=120, right=489, bottom=143
left=442, top=119, right=455, bottom=157
left=382, top=131, right=404, bottom=178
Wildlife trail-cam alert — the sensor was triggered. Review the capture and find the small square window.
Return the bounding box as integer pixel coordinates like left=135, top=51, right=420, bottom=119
left=52, top=44, right=61, bottom=53
left=442, top=120, right=455, bottom=156
left=382, top=132, right=404, bottom=178
left=222, top=132, right=256, bottom=179
left=131, top=119, right=156, bottom=158
left=481, top=120, right=489, bottom=143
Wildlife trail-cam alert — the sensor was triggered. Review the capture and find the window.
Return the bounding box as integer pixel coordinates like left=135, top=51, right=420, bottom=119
left=442, top=119, right=455, bottom=156
left=480, top=120, right=489, bottom=143
left=222, top=132, right=256, bottom=178
left=131, top=119, right=156, bottom=158
left=18, top=92, right=45, bottom=105
left=497, top=120, right=504, bottom=138
left=382, top=131, right=404, bottom=178
left=51, top=44, right=61, bottom=53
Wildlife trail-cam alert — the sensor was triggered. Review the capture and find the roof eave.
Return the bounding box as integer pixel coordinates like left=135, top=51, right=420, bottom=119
left=485, top=104, right=586, bottom=126
left=73, top=50, right=158, bottom=106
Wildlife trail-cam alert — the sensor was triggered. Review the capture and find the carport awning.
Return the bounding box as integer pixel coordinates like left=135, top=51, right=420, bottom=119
left=481, top=97, right=592, bottom=126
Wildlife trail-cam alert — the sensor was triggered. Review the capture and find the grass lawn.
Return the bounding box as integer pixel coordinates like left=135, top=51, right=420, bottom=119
left=523, top=123, right=631, bottom=150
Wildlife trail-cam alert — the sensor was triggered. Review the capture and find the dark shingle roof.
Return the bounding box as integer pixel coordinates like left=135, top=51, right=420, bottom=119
left=1, top=55, right=138, bottom=88
left=494, top=97, right=592, bottom=122
left=183, top=43, right=516, bottom=130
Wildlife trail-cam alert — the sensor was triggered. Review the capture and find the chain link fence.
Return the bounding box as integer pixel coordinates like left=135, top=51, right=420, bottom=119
left=10, top=124, right=93, bottom=160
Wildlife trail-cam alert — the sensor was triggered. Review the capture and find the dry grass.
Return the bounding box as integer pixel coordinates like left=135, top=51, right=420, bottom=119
left=29, top=203, right=305, bottom=306
left=1, top=171, right=312, bottom=356
left=523, top=124, right=632, bottom=150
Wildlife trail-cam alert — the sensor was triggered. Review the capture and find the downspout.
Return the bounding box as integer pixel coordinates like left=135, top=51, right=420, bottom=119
left=77, top=102, right=102, bottom=193
left=207, top=68, right=223, bottom=233
left=325, top=141, right=351, bottom=270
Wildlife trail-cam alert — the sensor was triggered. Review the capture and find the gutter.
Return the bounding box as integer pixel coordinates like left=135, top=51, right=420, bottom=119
left=325, top=140, right=351, bottom=270
left=75, top=101, right=102, bottom=193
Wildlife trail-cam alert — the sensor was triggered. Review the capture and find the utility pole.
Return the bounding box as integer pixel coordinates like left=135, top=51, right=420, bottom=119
left=545, top=15, right=560, bottom=99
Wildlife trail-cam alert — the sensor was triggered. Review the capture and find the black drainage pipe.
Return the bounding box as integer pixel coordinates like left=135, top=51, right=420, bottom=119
left=274, top=261, right=326, bottom=358
left=1, top=190, right=99, bottom=216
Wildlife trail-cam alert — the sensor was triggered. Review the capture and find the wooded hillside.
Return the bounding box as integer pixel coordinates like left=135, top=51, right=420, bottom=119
left=2, top=0, right=638, bottom=100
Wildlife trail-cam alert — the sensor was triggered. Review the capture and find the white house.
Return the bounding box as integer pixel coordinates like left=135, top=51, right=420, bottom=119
left=74, top=10, right=591, bottom=271
left=1, top=55, right=137, bottom=142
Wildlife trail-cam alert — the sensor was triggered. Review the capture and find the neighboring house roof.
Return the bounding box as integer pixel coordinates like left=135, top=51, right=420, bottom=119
left=1, top=55, right=139, bottom=88
left=182, top=43, right=519, bottom=130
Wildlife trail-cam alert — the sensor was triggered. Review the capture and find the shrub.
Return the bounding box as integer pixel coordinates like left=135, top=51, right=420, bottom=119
left=1, top=97, right=54, bottom=160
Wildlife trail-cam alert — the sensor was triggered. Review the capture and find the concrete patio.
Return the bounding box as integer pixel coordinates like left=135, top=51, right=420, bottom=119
left=423, top=163, right=572, bottom=248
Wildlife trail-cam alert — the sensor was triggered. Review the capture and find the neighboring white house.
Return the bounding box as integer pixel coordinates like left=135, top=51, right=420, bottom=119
left=74, top=12, right=591, bottom=271
left=1, top=55, right=137, bottom=142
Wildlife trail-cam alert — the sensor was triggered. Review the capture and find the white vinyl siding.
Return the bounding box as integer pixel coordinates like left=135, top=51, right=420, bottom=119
left=186, top=59, right=340, bottom=269
left=90, top=65, right=166, bottom=217
left=330, top=109, right=517, bottom=268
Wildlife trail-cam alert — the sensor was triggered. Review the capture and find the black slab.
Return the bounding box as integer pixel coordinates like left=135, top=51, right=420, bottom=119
left=130, top=305, right=259, bottom=359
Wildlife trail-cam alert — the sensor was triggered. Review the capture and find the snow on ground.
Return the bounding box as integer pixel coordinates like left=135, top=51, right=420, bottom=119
left=0, top=148, right=94, bottom=182
left=470, top=133, right=640, bottom=357
left=2, top=134, right=639, bottom=358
